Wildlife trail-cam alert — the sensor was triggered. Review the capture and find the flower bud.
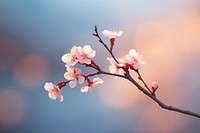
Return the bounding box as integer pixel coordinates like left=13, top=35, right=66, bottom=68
left=151, top=82, right=159, bottom=94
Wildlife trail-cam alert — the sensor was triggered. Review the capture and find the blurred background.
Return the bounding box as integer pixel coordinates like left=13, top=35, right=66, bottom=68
left=0, top=0, right=200, bottom=133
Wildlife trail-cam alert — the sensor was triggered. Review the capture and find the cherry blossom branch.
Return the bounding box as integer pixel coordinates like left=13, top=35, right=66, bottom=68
left=93, top=25, right=109, bottom=51
left=93, top=25, right=119, bottom=64
left=93, top=26, right=200, bottom=118
left=94, top=26, right=153, bottom=94
left=91, top=67, right=200, bottom=118
left=44, top=25, right=200, bottom=119
left=79, top=60, right=100, bottom=71
left=44, top=80, right=71, bottom=102
left=124, top=71, right=200, bottom=118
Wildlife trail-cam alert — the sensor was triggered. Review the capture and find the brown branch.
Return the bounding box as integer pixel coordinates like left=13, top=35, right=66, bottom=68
left=98, top=70, right=200, bottom=118
left=93, top=25, right=119, bottom=64
left=93, top=25, right=110, bottom=52
left=136, top=70, right=153, bottom=95
left=125, top=71, right=200, bottom=118
left=93, top=25, right=200, bottom=118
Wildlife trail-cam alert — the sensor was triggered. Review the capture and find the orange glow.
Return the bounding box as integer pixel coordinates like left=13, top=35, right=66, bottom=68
left=0, top=88, right=28, bottom=126
left=99, top=9, right=200, bottom=123
left=136, top=106, right=190, bottom=133
left=99, top=77, right=144, bottom=109
left=13, top=54, right=51, bottom=88
left=130, top=9, right=200, bottom=101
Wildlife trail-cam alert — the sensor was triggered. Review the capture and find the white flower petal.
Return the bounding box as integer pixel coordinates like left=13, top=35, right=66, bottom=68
left=109, top=65, right=117, bottom=73
left=61, top=53, right=71, bottom=63
left=44, top=82, right=54, bottom=91
left=102, top=30, right=123, bottom=38
left=76, top=46, right=83, bottom=58
left=107, top=57, right=116, bottom=65
left=67, top=60, right=78, bottom=67
left=69, top=80, right=77, bottom=88
left=83, top=45, right=92, bottom=51
left=78, top=75, right=85, bottom=84
left=118, top=68, right=125, bottom=75
left=88, top=50, right=96, bottom=58
left=133, top=63, right=141, bottom=70
left=64, top=72, right=73, bottom=80
left=83, top=58, right=91, bottom=64
left=102, top=30, right=110, bottom=38
left=57, top=93, right=64, bottom=102
left=71, top=46, right=78, bottom=53
left=48, top=91, right=57, bottom=100
left=75, top=67, right=81, bottom=74
left=125, top=54, right=133, bottom=63
left=117, top=31, right=123, bottom=37
left=93, top=77, right=104, bottom=84
left=107, top=57, right=111, bottom=61
left=129, top=49, right=137, bottom=57
left=66, top=66, right=74, bottom=73
left=81, top=86, right=89, bottom=93
left=82, top=45, right=96, bottom=58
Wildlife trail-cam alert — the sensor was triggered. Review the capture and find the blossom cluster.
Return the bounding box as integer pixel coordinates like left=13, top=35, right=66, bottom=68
left=107, top=49, right=145, bottom=76
left=61, top=45, right=96, bottom=67
left=44, top=45, right=103, bottom=102
left=44, top=29, right=158, bottom=102
left=61, top=45, right=103, bottom=92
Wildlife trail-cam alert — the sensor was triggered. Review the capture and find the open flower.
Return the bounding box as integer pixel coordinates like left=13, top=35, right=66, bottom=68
left=107, top=57, right=125, bottom=75
left=102, top=30, right=123, bottom=39
left=64, top=67, right=85, bottom=88
left=125, top=49, right=145, bottom=70
left=62, top=45, right=96, bottom=66
left=44, top=82, right=64, bottom=102
left=61, top=46, right=79, bottom=67
left=76, top=45, right=96, bottom=64
left=81, top=77, right=104, bottom=93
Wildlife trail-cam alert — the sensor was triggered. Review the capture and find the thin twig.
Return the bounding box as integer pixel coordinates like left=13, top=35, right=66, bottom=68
left=99, top=70, right=126, bottom=79
left=126, top=73, right=200, bottom=118
left=98, top=70, right=200, bottom=118
left=93, top=25, right=119, bottom=64
left=93, top=25, right=110, bottom=52
left=136, top=70, right=153, bottom=94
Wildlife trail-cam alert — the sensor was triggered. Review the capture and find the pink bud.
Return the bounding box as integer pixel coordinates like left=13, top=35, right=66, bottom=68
left=151, top=82, right=159, bottom=94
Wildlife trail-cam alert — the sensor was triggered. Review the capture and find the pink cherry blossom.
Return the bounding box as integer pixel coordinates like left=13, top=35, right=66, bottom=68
left=102, top=30, right=123, bottom=39
left=76, top=45, right=96, bottom=64
left=81, top=77, right=104, bottom=93
left=61, top=46, right=79, bottom=67
left=107, top=57, right=125, bottom=75
left=125, top=49, right=145, bottom=70
left=64, top=67, right=85, bottom=88
left=62, top=45, right=96, bottom=66
left=44, top=82, right=64, bottom=102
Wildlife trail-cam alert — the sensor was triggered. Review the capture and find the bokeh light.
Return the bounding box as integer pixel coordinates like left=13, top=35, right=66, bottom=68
left=0, top=36, right=21, bottom=71
left=0, top=88, right=28, bottom=126
left=100, top=77, right=143, bottom=109
left=13, top=54, right=51, bottom=88
left=137, top=106, right=190, bottom=133
left=1, top=0, right=200, bottom=133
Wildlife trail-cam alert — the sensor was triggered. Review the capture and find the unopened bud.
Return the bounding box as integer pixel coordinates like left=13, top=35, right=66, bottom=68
left=151, top=82, right=159, bottom=94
